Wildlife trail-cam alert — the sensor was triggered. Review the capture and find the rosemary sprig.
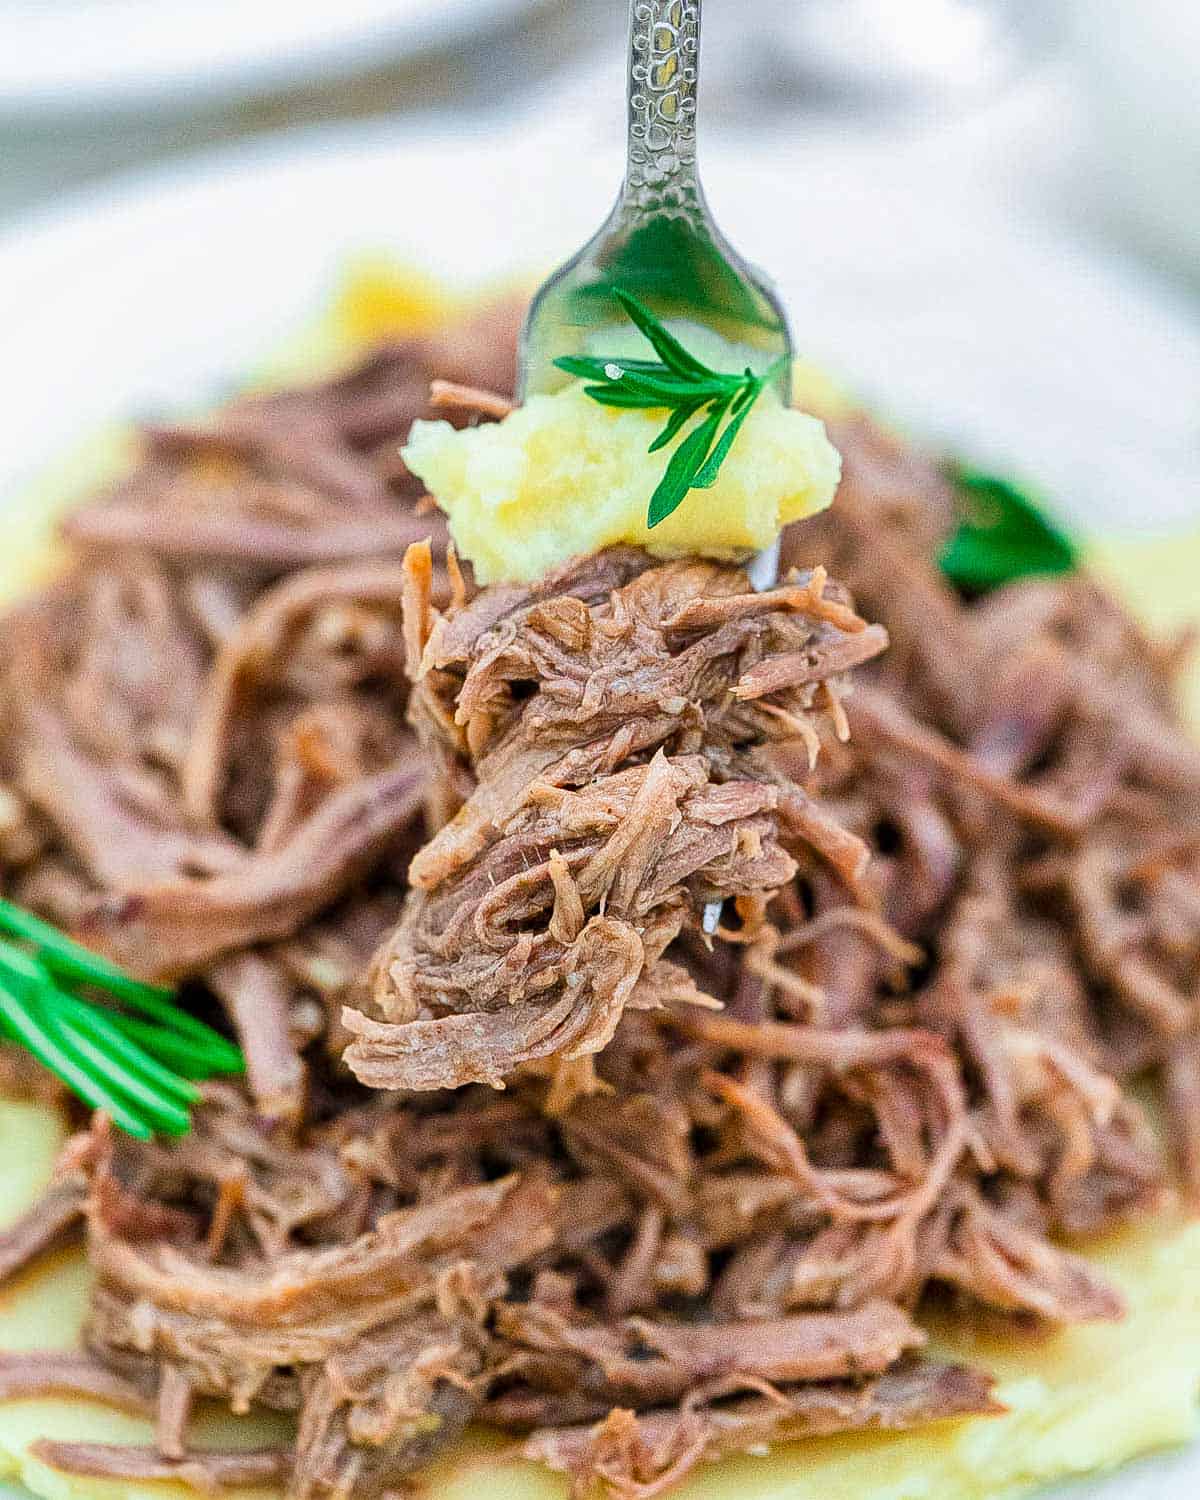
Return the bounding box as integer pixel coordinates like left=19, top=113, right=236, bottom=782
left=556, top=290, right=789, bottom=529
left=0, top=896, right=243, bottom=1139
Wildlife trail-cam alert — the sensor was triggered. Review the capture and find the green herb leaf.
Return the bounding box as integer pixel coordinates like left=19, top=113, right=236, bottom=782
left=647, top=405, right=726, bottom=527
left=559, top=294, right=783, bottom=529
left=555, top=355, right=674, bottom=381
left=581, top=384, right=670, bottom=409
left=940, top=466, right=1078, bottom=593
left=50, top=1009, right=192, bottom=1136
left=54, top=994, right=200, bottom=1105
left=99, top=1009, right=242, bottom=1080
left=0, top=974, right=154, bottom=1139
left=0, top=897, right=244, bottom=1137
left=612, top=290, right=717, bottom=382
left=648, top=398, right=707, bottom=454
left=692, top=381, right=765, bottom=489
left=623, top=374, right=735, bottom=405
left=0, top=896, right=173, bottom=1008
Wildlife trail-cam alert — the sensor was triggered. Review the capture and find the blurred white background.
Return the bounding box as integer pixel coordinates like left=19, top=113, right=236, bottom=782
left=0, top=0, right=1196, bottom=293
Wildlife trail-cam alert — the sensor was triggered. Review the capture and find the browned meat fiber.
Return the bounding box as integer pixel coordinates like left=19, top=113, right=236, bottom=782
left=342, top=543, right=888, bottom=1091
left=0, top=308, right=1196, bottom=1500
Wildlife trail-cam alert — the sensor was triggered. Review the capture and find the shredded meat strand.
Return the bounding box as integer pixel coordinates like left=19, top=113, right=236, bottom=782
left=30, top=1440, right=291, bottom=1488
left=0, top=1181, right=85, bottom=1283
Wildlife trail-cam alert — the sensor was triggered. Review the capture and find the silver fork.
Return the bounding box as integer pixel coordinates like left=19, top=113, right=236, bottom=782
left=518, top=1, right=793, bottom=936
left=518, top=0, right=792, bottom=411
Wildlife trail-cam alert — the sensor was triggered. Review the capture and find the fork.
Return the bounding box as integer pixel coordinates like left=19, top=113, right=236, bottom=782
left=517, top=1, right=794, bottom=933
left=518, top=0, right=793, bottom=423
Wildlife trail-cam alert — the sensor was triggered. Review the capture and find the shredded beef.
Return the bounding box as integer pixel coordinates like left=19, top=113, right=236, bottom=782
left=341, top=546, right=885, bottom=1090
left=0, top=1352, right=153, bottom=1415
left=30, top=1441, right=291, bottom=1488
left=80, top=764, right=425, bottom=978
left=0, top=312, right=1196, bottom=1500
left=0, top=1180, right=86, bottom=1283
left=524, top=1361, right=1001, bottom=1500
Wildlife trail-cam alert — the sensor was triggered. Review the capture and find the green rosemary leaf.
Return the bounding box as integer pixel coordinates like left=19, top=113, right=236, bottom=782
left=581, top=384, right=669, bottom=409
left=106, top=1008, right=241, bottom=1078
left=729, top=377, right=760, bottom=416
left=593, top=369, right=734, bottom=407
left=99, top=1009, right=237, bottom=1079
left=62, top=972, right=244, bottom=1070
left=940, top=466, right=1078, bottom=593
left=648, top=406, right=725, bottom=528
left=636, top=376, right=736, bottom=405
left=54, top=993, right=200, bottom=1105
left=0, top=896, right=173, bottom=1008
left=0, top=936, right=45, bottom=991
left=47, top=1007, right=192, bottom=1136
left=691, top=384, right=764, bottom=489
left=613, top=290, right=717, bottom=382
left=571, top=294, right=785, bottom=527
left=554, top=355, right=626, bottom=381
left=555, top=355, right=669, bottom=381
left=0, top=898, right=243, bottom=1135
left=0, top=973, right=154, bottom=1139
left=648, top=398, right=707, bottom=454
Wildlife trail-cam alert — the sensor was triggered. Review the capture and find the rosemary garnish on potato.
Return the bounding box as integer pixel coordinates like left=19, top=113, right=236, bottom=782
left=556, top=290, right=789, bottom=528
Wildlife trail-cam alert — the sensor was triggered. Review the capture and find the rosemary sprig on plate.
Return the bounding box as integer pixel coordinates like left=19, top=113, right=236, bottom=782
left=0, top=897, right=243, bottom=1138
left=556, top=290, right=789, bottom=529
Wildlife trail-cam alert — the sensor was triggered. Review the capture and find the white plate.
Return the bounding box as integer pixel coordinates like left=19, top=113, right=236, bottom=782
left=0, top=110, right=1195, bottom=1500
left=0, top=0, right=542, bottom=120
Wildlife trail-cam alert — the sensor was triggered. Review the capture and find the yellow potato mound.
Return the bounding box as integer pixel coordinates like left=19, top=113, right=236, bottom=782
left=0, top=262, right=1197, bottom=1500
left=402, top=384, right=841, bottom=584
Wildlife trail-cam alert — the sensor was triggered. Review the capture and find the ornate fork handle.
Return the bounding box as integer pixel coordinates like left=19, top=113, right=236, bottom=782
left=623, top=0, right=703, bottom=224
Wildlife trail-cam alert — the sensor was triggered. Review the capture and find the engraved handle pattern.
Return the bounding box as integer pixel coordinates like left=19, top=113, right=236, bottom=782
left=623, top=0, right=702, bottom=223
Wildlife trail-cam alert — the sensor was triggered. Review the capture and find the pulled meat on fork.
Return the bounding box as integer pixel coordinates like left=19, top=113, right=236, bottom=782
left=342, top=545, right=888, bottom=1091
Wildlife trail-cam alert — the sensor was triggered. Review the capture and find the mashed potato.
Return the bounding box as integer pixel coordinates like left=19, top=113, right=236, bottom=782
left=402, top=383, right=841, bottom=584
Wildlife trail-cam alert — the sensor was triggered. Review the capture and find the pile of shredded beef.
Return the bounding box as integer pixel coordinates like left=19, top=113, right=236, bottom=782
left=0, top=310, right=1197, bottom=1500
